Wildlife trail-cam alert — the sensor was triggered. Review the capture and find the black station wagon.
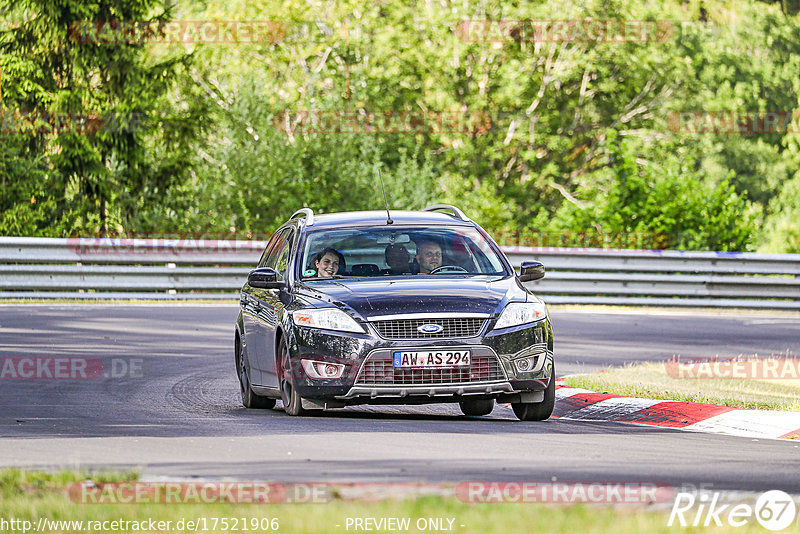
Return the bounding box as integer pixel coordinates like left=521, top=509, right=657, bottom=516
left=235, top=205, right=555, bottom=420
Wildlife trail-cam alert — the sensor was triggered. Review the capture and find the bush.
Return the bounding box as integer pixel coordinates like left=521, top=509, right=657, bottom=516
left=549, top=132, right=756, bottom=251
left=760, top=175, right=800, bottom=252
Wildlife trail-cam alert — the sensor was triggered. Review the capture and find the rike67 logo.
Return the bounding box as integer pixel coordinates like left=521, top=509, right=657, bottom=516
left=669, top=490, right=797, bottom=530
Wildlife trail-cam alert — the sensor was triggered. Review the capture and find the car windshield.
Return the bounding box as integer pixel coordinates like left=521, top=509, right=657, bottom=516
left=300, top=226, right=507, bottom=279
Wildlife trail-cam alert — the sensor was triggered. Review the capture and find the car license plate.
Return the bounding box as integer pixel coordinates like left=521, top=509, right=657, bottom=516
left=393, top=350, right=471, bottom=368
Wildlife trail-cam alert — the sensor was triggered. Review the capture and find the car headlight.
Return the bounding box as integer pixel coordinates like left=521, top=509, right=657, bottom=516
left=494, top=301, right=548, bottom=330
left=293, top=308, right=365, bottom=334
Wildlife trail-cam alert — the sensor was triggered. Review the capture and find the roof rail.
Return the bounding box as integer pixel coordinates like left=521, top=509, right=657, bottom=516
left=422, top=204, right=470, bottom=222
left=290, top=208, right=315, bottom=226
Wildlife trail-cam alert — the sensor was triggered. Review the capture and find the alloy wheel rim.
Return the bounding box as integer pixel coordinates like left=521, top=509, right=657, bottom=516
left=238, top=346, right=248, bottom=400
left=279, top=345, right=292, bottom=408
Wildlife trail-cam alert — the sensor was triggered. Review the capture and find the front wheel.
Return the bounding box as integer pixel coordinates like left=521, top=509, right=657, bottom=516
left=278, top=338, right=307, bottom=416
left=237, top=339, right=276, bottom=409
left=512, top=369, right=555, bottom=421
left=459, top=398, right=494, bottom=416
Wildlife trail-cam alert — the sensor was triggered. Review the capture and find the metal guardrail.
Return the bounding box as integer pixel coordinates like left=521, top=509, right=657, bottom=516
left=1, top=237, right=798, bottom=308
left=0, top=236, right=264, bottom=264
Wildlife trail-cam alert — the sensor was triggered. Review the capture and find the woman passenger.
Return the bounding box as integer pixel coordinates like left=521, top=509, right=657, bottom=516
left=312, top=248, right=345, bottom=277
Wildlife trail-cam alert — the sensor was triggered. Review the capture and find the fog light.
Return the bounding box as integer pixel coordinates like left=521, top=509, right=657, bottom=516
left=301, top=359, right=345, bottom=379
left=513, top=356, right=540, bottom=374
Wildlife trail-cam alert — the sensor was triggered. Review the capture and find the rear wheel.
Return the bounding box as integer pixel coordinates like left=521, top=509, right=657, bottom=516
left=459, top=398, right=494, bottom=416
left=278, top=338, right=307, bottom=416
left=512, top=370, right=555, bottom=421
left=236, top=338, right=276, bottom=409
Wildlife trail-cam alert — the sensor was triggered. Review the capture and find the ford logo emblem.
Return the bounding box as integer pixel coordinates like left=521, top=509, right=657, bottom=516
left=418, top=323, right=443, bottom=334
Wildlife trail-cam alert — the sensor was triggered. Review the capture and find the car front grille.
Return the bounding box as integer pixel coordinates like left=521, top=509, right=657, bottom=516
left=355, top=354, right=505, bottom=385
left=371, top=317, right=486, bottom=339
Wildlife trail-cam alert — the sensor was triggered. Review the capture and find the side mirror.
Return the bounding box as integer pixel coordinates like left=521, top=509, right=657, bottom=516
left=518, top=261, right=545, bottom=282
left=247, top=268, right=284, bottom=289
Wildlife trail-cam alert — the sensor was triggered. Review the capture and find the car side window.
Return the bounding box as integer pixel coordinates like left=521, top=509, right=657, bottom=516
left=258, top=228, right=289, bottom=269
left=273, top=230, right=295, bottom=281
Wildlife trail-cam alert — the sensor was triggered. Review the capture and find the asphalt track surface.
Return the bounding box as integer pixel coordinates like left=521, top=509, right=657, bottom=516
left=0, top=305, right=798, bottom=492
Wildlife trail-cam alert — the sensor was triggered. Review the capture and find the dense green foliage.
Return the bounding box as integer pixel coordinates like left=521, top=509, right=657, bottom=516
left=1, top=0, right=799, bottom=251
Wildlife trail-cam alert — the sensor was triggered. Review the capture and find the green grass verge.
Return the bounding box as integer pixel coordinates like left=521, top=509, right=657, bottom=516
left=3, top=469, right=794, bottom=533
left=564, top=362, right=800, bottom=411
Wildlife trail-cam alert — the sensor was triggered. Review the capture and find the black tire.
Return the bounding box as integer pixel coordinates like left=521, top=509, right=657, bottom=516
left=278, top=338, right=307, bottom=416
left=459, top=398, right=495, bottom=416
left=237, top=337, right=276, bottom=409
left=512, top=370, right=556, bottom=421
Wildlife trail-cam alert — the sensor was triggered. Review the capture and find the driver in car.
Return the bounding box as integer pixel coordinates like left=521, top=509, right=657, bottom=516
left=416, top=240, right=442, bottom=274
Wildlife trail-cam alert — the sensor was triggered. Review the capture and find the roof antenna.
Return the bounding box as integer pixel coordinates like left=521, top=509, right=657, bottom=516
left=378, top=168, right=393, bottom=225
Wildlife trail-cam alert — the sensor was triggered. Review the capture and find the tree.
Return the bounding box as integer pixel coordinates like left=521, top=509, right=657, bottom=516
left=0, top=0, right=205, bottom=236
left=760, top=174, right=800, bottom=252
left=549, top=132, right=756, bottom=251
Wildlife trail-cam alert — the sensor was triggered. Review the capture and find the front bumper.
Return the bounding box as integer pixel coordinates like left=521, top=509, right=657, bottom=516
left=341, top=381, right=516, bottom=400
left=288, top=315, right=554, bottom=404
